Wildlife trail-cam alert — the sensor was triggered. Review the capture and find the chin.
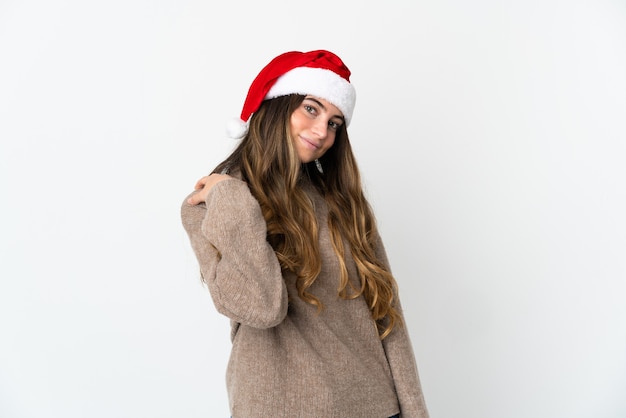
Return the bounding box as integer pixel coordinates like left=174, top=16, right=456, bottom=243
left=297, top=154, right=316, bottom=164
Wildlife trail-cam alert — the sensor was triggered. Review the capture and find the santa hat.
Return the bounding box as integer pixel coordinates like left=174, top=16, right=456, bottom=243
left=226, top=50, right=357, bottom=139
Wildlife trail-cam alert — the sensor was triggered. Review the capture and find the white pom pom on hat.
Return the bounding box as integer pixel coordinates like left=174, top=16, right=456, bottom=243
left=225, top=117, right=249, bottom=139
left=225, top=50, right=356, bottom=139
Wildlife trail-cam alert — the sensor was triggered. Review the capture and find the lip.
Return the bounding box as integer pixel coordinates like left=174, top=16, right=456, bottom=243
left=300, top=135, right=320, bottom=150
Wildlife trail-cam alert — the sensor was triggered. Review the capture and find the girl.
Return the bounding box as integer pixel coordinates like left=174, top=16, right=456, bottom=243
left=181, top=50, right=429, bottom=418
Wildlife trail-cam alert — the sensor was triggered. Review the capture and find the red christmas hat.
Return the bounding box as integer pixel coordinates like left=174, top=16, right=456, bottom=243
left=226, top=50, right=357, bottom=139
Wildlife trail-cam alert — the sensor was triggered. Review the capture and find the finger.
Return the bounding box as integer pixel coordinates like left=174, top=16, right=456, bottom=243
left=187, top=191, right=202, bottom=205
left=193, top=176, right=209, bottom=190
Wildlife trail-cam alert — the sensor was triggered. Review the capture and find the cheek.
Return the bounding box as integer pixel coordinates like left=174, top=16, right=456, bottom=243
left=324, top=134, right=336, bottom=151
left=289, top=110, right=306, bottom=129
left=288, top=116, right=299, bottom=142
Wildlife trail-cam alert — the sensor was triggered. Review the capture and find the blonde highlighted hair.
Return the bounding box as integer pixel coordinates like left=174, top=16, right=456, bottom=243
left=213, top=95, right=401, bottom=339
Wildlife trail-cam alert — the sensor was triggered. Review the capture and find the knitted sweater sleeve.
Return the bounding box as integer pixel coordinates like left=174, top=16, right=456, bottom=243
left=180, top=178, right=288, bottom=329
left=376, top=238, right=430, bottom=418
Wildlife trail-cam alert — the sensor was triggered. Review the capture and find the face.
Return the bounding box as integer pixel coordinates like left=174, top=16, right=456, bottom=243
left=289, top=96, right=344, bottom=163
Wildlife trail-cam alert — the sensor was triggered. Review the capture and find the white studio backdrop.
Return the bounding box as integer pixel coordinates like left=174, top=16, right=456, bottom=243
left=1, top=1, right=625, bottom=417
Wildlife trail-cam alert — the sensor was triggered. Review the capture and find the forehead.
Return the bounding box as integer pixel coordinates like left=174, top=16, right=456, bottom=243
left=304, top=96, right=344, bottom=118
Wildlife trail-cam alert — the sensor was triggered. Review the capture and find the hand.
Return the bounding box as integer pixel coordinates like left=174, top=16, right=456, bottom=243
left=186, top=173, right=232, bottom=205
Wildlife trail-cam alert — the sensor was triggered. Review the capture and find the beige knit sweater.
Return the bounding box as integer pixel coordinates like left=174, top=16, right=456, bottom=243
left=181, top=177, right=429, bottom=418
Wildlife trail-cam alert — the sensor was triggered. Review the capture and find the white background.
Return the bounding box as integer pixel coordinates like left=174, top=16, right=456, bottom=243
left=1, top=1, right=625, bottom=417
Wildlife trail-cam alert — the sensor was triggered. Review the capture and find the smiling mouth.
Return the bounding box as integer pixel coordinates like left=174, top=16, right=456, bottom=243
left=301, top=136, right=320, bottom=149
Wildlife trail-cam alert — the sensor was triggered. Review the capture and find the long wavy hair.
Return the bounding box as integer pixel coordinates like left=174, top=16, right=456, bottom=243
left=213, top=94, right=401, bottom=339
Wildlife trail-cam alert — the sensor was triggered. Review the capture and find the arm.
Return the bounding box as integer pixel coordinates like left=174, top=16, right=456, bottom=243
left=375, top=238, right=430, bottom=418
left=382, top=298, right=429, bottom=418
left=181, top=177, right=288, bottom=329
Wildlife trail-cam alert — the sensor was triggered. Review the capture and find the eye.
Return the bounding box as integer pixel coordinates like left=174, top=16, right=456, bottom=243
left=303, top=104, right=317, bottom=115
left=328, top=120, right=343, bottom=131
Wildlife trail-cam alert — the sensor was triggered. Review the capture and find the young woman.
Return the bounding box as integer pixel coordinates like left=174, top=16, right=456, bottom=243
left=181, top=50, right=429, bottom=418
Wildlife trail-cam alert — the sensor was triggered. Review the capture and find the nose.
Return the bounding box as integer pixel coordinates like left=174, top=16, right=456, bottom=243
left=311, top=118, right=328, bottom=139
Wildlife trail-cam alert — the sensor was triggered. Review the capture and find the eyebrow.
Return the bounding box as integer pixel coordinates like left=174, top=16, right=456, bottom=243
left=304, top=97, right=345, bottom=122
